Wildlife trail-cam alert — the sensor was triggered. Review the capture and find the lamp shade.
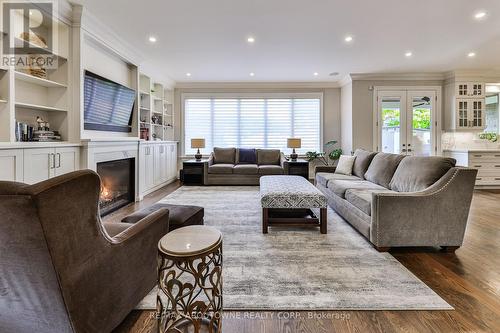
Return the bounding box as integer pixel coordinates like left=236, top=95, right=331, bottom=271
left=191, top=138, right=205, bottom=149
left=287, top=138, right=301, bottom=149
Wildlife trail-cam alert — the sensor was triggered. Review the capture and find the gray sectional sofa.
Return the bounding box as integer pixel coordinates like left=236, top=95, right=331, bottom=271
left=315, top=149, right=477, bottom=251
left=204, top=147, right=285, bottom=185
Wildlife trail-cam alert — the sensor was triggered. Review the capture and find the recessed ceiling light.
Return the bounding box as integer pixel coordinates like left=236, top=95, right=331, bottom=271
left=468, top=52, right=476, bottom=58
left=405, top=51, right=413, bottom=57
left=313, top=72, right=319, bottom=76
left=474, top=11, right=487, bottom=20
left=344, top=35, right=353, bottom=43
left=247, top=36, right=255, bottom=43
left=148, top=36, right=157, bottom=43
left=249, top=72, right=255, bottom=77
left=186, top=72, right=192, bottom=77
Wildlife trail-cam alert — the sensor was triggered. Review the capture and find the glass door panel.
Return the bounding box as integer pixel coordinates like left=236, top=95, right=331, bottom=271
left=407, top=92, right=435, bottom=156
left=379, top=92, right=406, bottom=154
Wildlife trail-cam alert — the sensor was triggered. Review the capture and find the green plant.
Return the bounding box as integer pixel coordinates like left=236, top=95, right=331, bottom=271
left=478, top=132, right=498, bottom=142
left=305, top=140, right=342, bottom=166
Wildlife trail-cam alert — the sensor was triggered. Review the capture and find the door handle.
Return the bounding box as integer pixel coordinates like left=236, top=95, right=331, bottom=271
left=401, top=149, right=407, bottom=152
left=48, top=153, right=54, bottom=169
left=407, top=148, right=412, bottom=152
left=57, top=153, right=61, bottom=168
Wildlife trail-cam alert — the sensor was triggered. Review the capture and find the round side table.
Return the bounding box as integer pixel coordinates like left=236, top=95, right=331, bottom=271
left=157, top=225, right=223, bottom=333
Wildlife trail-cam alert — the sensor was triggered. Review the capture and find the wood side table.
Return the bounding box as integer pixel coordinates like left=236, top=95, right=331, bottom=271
left=284, top=159, right=310, bottom=179
left=182, top=159, right=207, bottom=185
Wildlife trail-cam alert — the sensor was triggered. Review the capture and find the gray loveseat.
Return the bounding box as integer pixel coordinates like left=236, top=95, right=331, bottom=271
left=315, top=149, right=477, bottom=251
left=204, top=147, right=285, bottom=185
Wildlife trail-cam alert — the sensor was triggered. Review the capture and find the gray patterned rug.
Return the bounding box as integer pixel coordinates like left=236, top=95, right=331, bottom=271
left=136, top=186, right=452, bottom=310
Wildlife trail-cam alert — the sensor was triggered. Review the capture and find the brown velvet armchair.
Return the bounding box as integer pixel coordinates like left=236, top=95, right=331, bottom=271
left=0, top=170, right=169, bottom=333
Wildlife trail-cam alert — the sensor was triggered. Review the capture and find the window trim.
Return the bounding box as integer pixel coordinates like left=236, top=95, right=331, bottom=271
left=180, top=92, right=324, bottom=157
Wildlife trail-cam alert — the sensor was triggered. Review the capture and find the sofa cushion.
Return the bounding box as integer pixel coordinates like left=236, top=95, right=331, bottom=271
left=315, top=172, right=361, bottom=187
left=364, top=152, right=406, bottom=188
left=208, top=164, right=234, bottom=174
left=258, top=165, right=284, bottom=175
left=345, top=188, right=395, bottom=216
left=335, top=155, right=356, bottom=175
left=389, top=156, right=457, bottom=192
left=213, top=147, right=236, bottom=164
left=257, top=149, right=281, bottom=165
left=122, top=203, right=204, bottom=232
left=352, top=149, right=378, bottom=179
left=233, top=164, right=258, bottom=174
left=236, top=148, right=257, bottom=164
left=327, top=179, right=387, bottom=199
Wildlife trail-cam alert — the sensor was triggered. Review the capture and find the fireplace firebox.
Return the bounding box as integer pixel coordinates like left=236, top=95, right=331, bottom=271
left=96, top=158, right=135, bottom=216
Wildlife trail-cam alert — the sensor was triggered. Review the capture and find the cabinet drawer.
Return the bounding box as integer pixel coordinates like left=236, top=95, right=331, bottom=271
left=183, top=166, right=203, bottom=175
left=469, top=162, right=500, bottom=170
left=475, top=176, right=500, bottom=186
left=469, top=152, right=500, bottom=163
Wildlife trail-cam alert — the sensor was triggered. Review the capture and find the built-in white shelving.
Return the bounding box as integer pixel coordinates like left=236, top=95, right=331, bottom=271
left=15, top=102, right=67, bottom=113
left=139, top=73, right=175, bottom=141
left=15, top=71, right=67, bottom=88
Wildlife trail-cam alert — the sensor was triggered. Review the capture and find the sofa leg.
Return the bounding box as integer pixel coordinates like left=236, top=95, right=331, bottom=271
left=375, top=246, right=390, bottom=252
left=441, top=246, right=460, bottom=253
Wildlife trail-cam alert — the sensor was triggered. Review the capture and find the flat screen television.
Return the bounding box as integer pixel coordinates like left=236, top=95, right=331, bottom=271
left=83, top=71, right=136, bottom=132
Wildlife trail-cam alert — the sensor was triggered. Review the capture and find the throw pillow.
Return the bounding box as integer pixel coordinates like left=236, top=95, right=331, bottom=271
left=335, top=155, right=356, bottom=175
left=237, top=148, right=257, bottom=164
left=352, top=149, right=378, bottom=179
left=364, top=152, right=405, bottom=188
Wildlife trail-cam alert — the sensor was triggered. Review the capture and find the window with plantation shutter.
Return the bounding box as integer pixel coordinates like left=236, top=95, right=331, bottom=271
left=184, top=96, right=321, bottom=155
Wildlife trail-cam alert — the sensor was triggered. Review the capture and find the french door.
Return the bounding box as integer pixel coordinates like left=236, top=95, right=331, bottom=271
left=376, top=89, right=439, bottom=156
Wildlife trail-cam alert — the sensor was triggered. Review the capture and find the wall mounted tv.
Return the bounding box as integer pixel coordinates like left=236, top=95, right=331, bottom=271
left=83, top=71, right=136, bottom=133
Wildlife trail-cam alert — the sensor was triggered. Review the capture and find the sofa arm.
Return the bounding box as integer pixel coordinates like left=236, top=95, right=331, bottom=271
left=370, top=167, right=477, bottom=248
left=315, top=165, right=336, bottom=174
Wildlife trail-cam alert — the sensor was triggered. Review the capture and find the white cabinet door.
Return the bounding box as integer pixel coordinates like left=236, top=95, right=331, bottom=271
left=144, top=145, right=155, bottom=190
left=160, top=144, right=168, bottom=182
left=456, top=82, right=485, bottom=98
left=154, top=144, right=163, bottom=185
left=23, top=148, right=55, bottom=184
left=54, top=147, right=80, bottom=176
left=0, top=149, right=24, bottom=181
left=168, top=143, right=177, bottom=180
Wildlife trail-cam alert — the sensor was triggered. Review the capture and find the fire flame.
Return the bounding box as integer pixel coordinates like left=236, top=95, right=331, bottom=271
left=100, top=185, right=112, bottom=201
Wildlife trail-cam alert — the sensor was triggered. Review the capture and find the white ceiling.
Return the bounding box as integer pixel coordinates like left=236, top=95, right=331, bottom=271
left=74, top=0, right=500, bottom=83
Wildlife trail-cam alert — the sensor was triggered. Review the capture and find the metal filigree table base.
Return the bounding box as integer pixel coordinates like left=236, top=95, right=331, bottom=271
left=156, top=228, right=223, bottom=333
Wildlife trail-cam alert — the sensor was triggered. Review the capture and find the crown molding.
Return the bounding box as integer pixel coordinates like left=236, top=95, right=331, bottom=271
left=338, top=74, right=352, bottom=87
left=174, top=81, right=341, bottom=89
left=349, top=72, right=446, bottom=81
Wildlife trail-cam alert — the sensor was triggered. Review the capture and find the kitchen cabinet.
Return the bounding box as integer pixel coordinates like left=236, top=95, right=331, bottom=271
left=444, top=150, right=500, bottom=187
left=445, top=80, right=486, bottom=131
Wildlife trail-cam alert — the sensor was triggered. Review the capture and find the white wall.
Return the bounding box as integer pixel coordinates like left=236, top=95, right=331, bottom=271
left=174, top=84, right=341, bottom=156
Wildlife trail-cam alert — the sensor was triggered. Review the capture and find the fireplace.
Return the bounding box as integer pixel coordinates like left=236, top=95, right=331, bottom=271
left=96, top=158, right=135, bottom=216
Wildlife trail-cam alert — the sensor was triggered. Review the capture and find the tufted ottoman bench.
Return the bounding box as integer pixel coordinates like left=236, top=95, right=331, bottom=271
left=260, top=175, right=327, bottom=234
left=121, top=203, right=204, bottom=232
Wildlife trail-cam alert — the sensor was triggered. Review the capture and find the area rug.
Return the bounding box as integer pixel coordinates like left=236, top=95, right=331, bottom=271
left=136, top=186, right=452, bottom=310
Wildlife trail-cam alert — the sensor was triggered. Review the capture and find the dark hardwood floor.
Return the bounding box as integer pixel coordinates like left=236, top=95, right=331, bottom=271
left=108, top=184, right=500, bottom=333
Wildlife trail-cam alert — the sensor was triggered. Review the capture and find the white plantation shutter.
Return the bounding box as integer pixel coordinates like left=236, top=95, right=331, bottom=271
left=184, top=96, right=321, bottom=155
